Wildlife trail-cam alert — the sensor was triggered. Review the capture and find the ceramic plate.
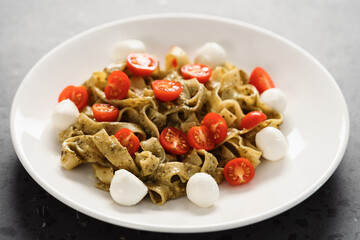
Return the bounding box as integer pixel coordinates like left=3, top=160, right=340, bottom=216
left=10, top=14, right=349, bottom=233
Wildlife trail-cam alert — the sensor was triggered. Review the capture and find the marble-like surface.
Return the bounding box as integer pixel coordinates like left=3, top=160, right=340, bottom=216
left=1, top=0, right=359, bottom=239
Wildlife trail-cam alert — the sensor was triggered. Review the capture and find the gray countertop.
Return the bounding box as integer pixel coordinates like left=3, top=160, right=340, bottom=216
left=1, top=0, right=359, bottom=239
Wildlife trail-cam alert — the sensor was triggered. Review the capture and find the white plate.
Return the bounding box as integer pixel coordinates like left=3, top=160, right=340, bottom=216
left=10, top=14, right=349, bottom=233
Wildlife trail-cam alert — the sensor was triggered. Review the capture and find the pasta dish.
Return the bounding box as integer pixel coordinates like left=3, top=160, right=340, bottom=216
left=53, top=41, right=287, bottom=207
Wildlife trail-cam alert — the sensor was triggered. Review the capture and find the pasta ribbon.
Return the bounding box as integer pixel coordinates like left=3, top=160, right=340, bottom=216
left=93, top=129, right=139, bottom=175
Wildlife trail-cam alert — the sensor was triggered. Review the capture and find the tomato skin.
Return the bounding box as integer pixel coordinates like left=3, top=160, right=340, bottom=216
left=201, top=112, right=228, bottom=145
left=104, top=70, right=130, bottom=100
left=187, top=126, right=215, bottom=151
left=126, top=53, right=158, bottom=76
left=249, top=67, right=275, bottom=94
left=181, top=64, right=212, bottom=84
left=171, top=58, right=177, bottom=68
left=160, top=127, right=190, bottom=155
left=240, top=111, right=267, bottom=130
left=58, top=85, right=88, bottom=111
left=92, top=103, right=119, bottom=122
left=224, top=158, right=255, bottom=185
left=114, top=128, right=140, bottom=156
left=152, top=80, right=183, bottom=102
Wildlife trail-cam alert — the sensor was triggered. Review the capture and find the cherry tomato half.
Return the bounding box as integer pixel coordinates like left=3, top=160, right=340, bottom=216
left=240, top=111, right=267, bottom=130
left=201, top=112, right=228, bottom=145
left=126, top=53, right=158, bottom=76
left=114, top=128, right=140, bottom=156
left=159, top=127, right=190, bottom=155
left=104, top=70, right=130, bottom=100
left=58, top=85, right=89, bottom=111
left=249, top=67, right=275, bottom=94
left=92, top=103, right=119, bottom=122
left=181, top=64, right=212, bottom=84
left=224, top=158, right=255, bottom=185
left=187, top=125, right=215, bottom=151
left=152, top=80, right=183, bottom=102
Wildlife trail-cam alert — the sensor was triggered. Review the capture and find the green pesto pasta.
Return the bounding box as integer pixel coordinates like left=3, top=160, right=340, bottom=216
left=58, top=45, right=283, bottom=205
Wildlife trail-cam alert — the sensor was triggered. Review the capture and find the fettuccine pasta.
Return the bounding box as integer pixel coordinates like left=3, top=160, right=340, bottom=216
left=56, top=43, right=285, bottom=206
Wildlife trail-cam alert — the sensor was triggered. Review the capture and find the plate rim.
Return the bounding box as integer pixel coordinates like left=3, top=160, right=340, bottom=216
left=10, top=13, right=350, bottom=233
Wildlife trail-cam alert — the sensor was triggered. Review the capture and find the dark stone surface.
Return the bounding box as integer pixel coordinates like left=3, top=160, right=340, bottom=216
left=1, top=0, right=359, bottom=239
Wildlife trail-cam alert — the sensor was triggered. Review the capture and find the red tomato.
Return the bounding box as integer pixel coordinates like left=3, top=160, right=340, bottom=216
left=152, top=80, right=183, bottom=102
left=249, top=67, right=275, bottom=94
left=224, top=158, right=255, bottom=185
left=114, top=128, right=140, bottom=156
left=171, top=58, right=177, bottom=68
left=58, top=85, right=88, bottom=111
left=126, top=53, right=158, bottom=76
left=187, top=126, right=215, bottom=151
left=104, top=70, right=130, bottom=100
left=201, top=112, right=228, bottom=145
left=92, top=103, right=119, bottom=122
left=240, top=111, right=267, bottom=130
left=181, top=64, right=212, bottom=84
left=159, top=127, right=190, bottom=155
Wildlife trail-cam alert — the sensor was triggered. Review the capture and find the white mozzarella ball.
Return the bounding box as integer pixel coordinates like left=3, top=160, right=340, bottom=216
left=260, top=88, right=287, bottom=113
left=112, top=39, right=146, bottom=61
left=194, top=42, right=226, bottom=68
left=255, top=127, right=288, bottom=161
left=186, top=173, right=219, bottom=208
left=51, top=99, right=79, bottom=131
left=110, top=169, right=148, bottom=206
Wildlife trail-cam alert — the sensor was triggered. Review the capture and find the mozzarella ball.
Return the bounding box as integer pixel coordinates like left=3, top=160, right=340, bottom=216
left=260, top=88, right=287, bottom=113
left=194, top=42, right=226, bottom=68
left=110, top=169, right=148, bottom=206
left=51, top=99, right=79, bottom=131
left=186, top=173, right=219, bottom=208
left=112, top=39, right=146, bottom=61
left=255, top=127, right=288, bottom=161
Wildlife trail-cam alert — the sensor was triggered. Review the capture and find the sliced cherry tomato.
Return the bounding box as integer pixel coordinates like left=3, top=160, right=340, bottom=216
left=92, top=103, right=119, bottom=122
left=104, top=70, right=130, bottom=100
left=114, top=128, right=140, bottom=156
left=159, top=127, right=190, bottom=155
left=181, top=64, right=212, bottom=84
left=152, top=80, right=183, bottom=102
left=201, top=112, right=228, bottom=145
left=240, top=111, right=267, bottom=130
left=224, top=158, right=255, bottom=185
left=187, top=126, right=215, bottom=151
left=249, top=67, right=275, bottom=94
left=58, top=85, right=88, bottom=111
left=126, top=53, right=158, bottom=76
